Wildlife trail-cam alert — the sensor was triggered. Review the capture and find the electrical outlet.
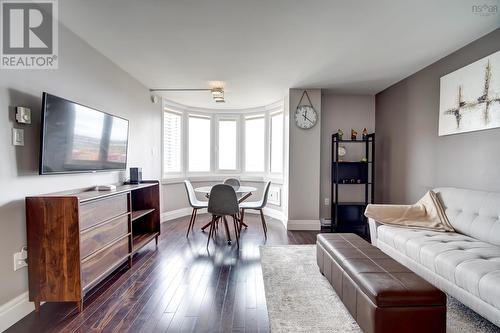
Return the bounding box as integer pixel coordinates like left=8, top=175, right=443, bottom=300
left=324, top=198, right=330, bottom=206
left=12, top=128, right=24, bottom=146
left=13, top=247, right=28, bottom=271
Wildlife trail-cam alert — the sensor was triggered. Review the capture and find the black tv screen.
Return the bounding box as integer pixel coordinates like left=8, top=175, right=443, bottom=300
left=40, top=93, right=129, bottom=174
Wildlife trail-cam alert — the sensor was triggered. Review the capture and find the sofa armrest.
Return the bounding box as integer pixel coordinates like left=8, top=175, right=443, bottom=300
left=368, top=218, right=382, bottom=246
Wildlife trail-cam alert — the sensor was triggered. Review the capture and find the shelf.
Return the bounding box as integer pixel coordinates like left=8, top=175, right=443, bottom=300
left=335, top=202, right=368, bottom=206
left=334, top=182, right=372, bottom=185
left=333, top=139, right=372, bottom=143
left=131, top=208, right=155, bottom=221
left=333, top=161, right=372, bottom=164
left=132, top=232, right=158, bottom=252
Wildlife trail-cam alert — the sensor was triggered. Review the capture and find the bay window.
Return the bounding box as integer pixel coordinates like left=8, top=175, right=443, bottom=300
left=188, top=115, right=211, bottom=172
left=270, top=112, right=284, bottom=174
left=244, top=115, right=265, bottom=172
left=163, top=111, right=182, bottom=174
left=217, top=118, right=238, bottom=170
left=162, top=103, right=284, bottom=179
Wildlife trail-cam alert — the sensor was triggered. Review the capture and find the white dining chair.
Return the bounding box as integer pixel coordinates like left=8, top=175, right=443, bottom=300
left=239, top=181, right=271, bottom=237
left=184, top=180, right=208, bottom=237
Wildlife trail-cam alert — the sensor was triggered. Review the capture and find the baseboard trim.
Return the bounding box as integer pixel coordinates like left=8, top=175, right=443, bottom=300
left=286, top=219, right=321, bottom=231
left=160, top=207, right=285, bottom=224
left=0, top=292, right=34, bottom=332
left=161, top=207, right=194, bottom=222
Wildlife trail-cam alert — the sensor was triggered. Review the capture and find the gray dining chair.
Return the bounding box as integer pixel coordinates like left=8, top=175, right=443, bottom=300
left=239, top=181, right=271, bottom=237
left=223, top=178, right=240, bottom=190
left=207, top=184, right=240, bottom=248
left=184, top=180, right=208, bottom=237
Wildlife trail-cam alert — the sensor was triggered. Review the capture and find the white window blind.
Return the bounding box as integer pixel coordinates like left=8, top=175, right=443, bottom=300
left=218, top=119, right=237, bottom=170
left=163, top=111, right=182, bottom=174
left=245, top=115, right=265, bottom=172
left=270, top=112, right=284, bottom=173
left=188, top=115, right=211, bottom=172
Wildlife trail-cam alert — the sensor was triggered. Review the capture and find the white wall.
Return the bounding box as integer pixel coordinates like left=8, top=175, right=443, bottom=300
left=0, top=22, right=161, bottom=321
left=286, top=89, right=322, bottom=230
left=320, top=94, right=375, bottom=218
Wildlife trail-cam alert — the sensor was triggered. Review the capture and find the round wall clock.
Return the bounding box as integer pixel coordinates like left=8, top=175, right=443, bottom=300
left=295, top=105, right=317, bottom=129
left=295, top=90, right=318, bottom=129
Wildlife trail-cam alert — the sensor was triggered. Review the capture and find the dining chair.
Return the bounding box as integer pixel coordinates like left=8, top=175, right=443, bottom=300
left=184, top=180, right=208, bottom=237
left=239, top=181, right=271, bottom=237
left=223, top=178, right=240, bottom=190
left=207, top=184, right=240, bottom=248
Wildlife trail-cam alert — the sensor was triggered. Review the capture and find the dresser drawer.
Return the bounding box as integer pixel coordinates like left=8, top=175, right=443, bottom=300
left=80, top=215, right=129, bottom=259
left=81, top=236, right=130, bottom=289
left=80, top=193, right=129, bottom=230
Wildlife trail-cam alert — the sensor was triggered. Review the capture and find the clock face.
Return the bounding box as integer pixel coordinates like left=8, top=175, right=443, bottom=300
left=295, top=105, right=317, bottom=129
left=338, top=146, right=347, bottom=157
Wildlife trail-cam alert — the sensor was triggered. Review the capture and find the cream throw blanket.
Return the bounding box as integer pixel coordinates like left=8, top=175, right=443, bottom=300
left=365, top=191, right=455, bottom=232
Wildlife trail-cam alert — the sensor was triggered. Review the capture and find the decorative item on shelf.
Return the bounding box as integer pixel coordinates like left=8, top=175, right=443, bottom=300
left=294, top=90, right=318, bottom=129
left=338, top=145, right=347, bottom=161
left=337, top=129, right=344, bottom=140
left=356, top=179, right=362, bottom=184
left=362, top=128, right=368, bottom=140
left=360, top=157, right=368, bottom=163
left=351, top=129, right=357, bottom=140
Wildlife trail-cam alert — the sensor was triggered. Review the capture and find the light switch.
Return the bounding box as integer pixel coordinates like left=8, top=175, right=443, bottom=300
left=15, top=107, right=31, bottom=124
left=12, top=128, right=24, bottom=146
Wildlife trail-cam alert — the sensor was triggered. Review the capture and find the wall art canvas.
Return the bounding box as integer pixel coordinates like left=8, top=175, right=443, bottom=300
left=439, top=50, right=500, bottom=136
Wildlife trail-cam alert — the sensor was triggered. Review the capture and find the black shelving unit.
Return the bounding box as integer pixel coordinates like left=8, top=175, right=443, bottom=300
left=331, top=133, right=375, bottom=239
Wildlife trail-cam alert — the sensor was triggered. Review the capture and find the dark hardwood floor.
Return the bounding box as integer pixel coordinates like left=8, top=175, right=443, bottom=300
left=8, top=213, right=319, bottom=333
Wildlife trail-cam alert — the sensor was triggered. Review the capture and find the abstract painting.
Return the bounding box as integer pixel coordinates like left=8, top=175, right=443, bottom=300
left=439, top=50, right=500, bottom=136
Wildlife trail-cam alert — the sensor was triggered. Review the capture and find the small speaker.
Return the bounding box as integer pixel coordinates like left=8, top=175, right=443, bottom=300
left=129, top=167, right=142, bottom=184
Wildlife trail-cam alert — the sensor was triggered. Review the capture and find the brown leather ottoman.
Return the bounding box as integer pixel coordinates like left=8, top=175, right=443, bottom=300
left=317, top=233, right=446, bottom=333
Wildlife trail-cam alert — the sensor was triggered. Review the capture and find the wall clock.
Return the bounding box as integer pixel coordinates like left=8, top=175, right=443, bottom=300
left=295, top=90, right=318, bottom=129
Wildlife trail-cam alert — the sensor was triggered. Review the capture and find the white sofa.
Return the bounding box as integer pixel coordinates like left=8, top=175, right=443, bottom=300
left=368, top=187, right=500, bottom=327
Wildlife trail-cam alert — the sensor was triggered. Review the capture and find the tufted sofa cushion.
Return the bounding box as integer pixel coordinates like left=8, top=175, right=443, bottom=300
left=378, top=225, right=500, bottom=310
left=434, top=187, right=500, bottom=247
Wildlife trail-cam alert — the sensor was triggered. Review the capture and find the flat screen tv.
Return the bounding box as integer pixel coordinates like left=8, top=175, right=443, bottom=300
left=40, top=93, right=129, bottom=174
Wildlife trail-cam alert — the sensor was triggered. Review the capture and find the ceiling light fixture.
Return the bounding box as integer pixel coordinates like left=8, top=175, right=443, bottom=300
left=211, top=88, right=225, bottom=103
left=149, top=86, right=226, bottom=103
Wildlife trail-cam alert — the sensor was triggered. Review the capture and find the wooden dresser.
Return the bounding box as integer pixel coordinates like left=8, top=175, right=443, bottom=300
left=26, top=181, right=160, bottom=312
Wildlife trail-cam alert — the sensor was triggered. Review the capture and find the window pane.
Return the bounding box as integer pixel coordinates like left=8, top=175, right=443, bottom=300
left=188, top=116, right=211, bottom=172
left=218, top=119, right=237, bottom=170
left=163, top=111, right=182, bottom=173
left=270, top=113, right=283, bottom=173
left=245, top=116, right=265, bottom=172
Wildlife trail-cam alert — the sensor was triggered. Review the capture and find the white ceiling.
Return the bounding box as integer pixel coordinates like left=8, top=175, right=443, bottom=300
left=60, top=0, right=499, bottom=109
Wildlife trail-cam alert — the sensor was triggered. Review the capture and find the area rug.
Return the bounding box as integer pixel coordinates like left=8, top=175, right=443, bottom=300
left=260, top=245, right=500, bottom=333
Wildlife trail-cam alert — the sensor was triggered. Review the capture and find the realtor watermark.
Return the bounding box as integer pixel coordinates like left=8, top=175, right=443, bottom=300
left=472, top=3, right=498, bottom=16
left=1, top=0, right=58, bottom=69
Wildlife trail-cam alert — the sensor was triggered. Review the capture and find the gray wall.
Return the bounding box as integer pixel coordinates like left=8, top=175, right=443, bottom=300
left=0, top=25, right=161, bottom=305
left=375, top=28, right=500, bottom=204
left=320, top=94, right=375, bottom=218
left=287, top=89, right=321, bottom=227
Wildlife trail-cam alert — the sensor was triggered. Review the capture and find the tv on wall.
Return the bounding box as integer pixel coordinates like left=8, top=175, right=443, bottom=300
left=39, top=93, right=129, bottom=175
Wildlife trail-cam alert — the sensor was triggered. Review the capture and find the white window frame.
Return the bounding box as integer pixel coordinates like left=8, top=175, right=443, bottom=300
left=162, top=109, right=184, bottom=179
left=161, top=100, right=284, bottom=182
left=269, top=110, right=284, bottom=176
left=215, top=115, right=241, bottom=173
left=186, top=113, right=213, bottom=175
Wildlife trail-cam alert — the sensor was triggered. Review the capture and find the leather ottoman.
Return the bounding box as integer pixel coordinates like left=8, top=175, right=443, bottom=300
left=317, top=233, right=446, bottom=333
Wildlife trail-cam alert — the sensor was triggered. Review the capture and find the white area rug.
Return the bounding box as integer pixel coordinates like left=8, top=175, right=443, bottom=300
left=260, top=245, right=500, bottom=333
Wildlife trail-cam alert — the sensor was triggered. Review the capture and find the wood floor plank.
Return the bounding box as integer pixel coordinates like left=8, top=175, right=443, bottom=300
left=6, top=214, right=319, bottom=333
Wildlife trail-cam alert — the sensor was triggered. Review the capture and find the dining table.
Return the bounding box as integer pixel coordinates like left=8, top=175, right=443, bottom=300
left=195, top=184, right=257, bottom=240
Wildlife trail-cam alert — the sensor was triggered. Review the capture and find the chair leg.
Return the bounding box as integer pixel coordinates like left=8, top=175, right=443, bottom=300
left=186, top=208, right=196, bottom=237
left=240, top=209, right=245, bottom=231
left=259, top=209, right=267, bottom=238
left=207, top=216, right=216, bottom=248
left=191, top=208, right=198, bottom=234
left=222, top=216, right=231, bottom=244
left=232, top=215, right=240, bottom=247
